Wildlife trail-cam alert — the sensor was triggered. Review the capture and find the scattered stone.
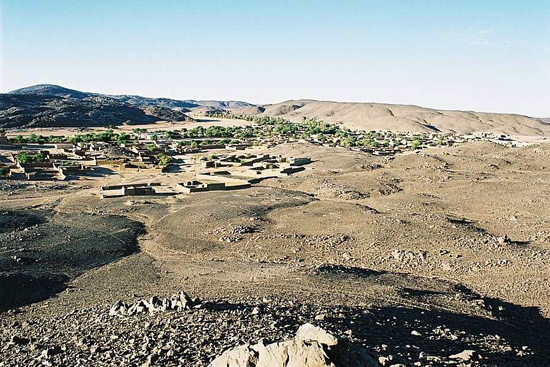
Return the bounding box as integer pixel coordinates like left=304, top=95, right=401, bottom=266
left=390, top=249, right=428, bottom=264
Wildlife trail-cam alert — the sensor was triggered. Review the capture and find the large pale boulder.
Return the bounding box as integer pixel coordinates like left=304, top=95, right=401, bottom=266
left=209, top=323, right=378, bottom=367
left=295, top=323, right=339, bottom=346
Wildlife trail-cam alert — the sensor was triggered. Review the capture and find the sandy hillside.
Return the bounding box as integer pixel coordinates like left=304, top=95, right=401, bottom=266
left=234, top=100, right=550, bottom=136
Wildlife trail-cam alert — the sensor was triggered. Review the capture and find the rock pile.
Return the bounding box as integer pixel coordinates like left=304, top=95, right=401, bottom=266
left=209, top=323, right=377, bottom=367
left=109, top=291, right=202, bottom=316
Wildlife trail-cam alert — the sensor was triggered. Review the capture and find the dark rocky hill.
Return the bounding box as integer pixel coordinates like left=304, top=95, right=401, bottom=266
left=0, top=94, right=194, bottom=129
left=8, top=84, right=91, bottom=99
left=1, top=84, right=256, bottom=128
left=7, top=84, right=254, bottom=110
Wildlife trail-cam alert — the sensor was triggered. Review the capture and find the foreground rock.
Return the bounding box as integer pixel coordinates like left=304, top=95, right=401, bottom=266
left=209, top=323, right=377, bottom=367
left=0, top=296, right=543, bottom=366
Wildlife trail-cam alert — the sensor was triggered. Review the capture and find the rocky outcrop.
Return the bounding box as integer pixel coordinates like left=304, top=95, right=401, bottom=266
left=208, top=323, right=378, bottom=367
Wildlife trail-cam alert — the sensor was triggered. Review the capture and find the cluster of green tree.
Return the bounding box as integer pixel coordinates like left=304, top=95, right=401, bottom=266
left=68, top=130, right=131, bottom=145
left=205, top=112, right=457, bottom=150
left=177, top=126, right=255, bottom=140
left=15, top=152, right=47, bottom=164
left=155, top=153, right=172, bottom=166
left=11, top=133, right=52, bottom=144
left=10, top=130, right=132, bottom=146
left=204, top=112, right=359, bottom=141
left=6, top=111, right=451, bottom=157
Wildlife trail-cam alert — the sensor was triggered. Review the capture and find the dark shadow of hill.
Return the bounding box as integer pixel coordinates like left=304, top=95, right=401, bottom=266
left=313, top=265, right=550, bottom=364
left=338, top=300, right=550, bottom=366
left=202, top=296, right=550, bottom=366
left=0, top=210, right=144, bottom=313
left=205, top=264, right=550, bottom=366
left=0, top=273, right=69, bottom=313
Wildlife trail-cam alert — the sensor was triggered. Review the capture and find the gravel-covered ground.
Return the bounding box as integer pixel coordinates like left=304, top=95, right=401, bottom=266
left=1, top=141, right=550, bottom=366
left=1, top=294, right=546, bottom=367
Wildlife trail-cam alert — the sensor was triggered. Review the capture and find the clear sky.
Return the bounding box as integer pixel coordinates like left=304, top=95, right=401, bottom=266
left=1, top=0, right=549, bottom=116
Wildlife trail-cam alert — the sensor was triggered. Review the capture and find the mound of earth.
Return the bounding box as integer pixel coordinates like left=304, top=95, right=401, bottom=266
left=230, top=106, right=266, bottom=115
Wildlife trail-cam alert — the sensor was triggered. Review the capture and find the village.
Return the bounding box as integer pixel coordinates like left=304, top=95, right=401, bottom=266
left=0, top=126, right=314, bottom=199
left=0, top=117, right=522, bottom=199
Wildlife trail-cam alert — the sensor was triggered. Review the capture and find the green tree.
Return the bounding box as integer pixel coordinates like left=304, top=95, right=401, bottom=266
left=117, top=133, right=130, bottom=145
left=15, top=152, right=31, bottom=164
left=11, top=135, right=26, bottom=144
left=156, top=153, right=172, bottom=166
left=34, top=152, right=47, bottom=163
left=411, top=139, right=422, bottom=150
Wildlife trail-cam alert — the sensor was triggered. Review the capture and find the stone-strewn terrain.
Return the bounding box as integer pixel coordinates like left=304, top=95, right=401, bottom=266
left=2, top=293, right=544, bottom=366
left=1, top=139, right=550, bottom=366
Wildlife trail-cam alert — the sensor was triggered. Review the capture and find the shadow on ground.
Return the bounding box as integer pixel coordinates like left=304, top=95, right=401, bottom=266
left=0, top=209, right=144, bottom=312
left=208, top=264, right=550, bottom=366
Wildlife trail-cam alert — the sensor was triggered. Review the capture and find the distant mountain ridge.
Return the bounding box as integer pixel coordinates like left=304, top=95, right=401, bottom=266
left=0, top=84, right=258, bottom=128
left=3, top=84, right=549, bottom=136
left=8, top=84, right=254, bottom=110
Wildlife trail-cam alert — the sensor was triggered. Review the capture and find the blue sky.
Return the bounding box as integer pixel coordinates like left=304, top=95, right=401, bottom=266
left=1, top=0, right=549, bottom=116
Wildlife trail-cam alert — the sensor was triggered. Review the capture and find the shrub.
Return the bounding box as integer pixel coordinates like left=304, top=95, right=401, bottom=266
left=15, top=152, right=31, bottom=164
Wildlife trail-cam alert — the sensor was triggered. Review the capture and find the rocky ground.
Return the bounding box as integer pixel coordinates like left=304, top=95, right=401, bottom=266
left=0, top=141, right=549, bottom=366
left=1, top=293, right=544, bottom=366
